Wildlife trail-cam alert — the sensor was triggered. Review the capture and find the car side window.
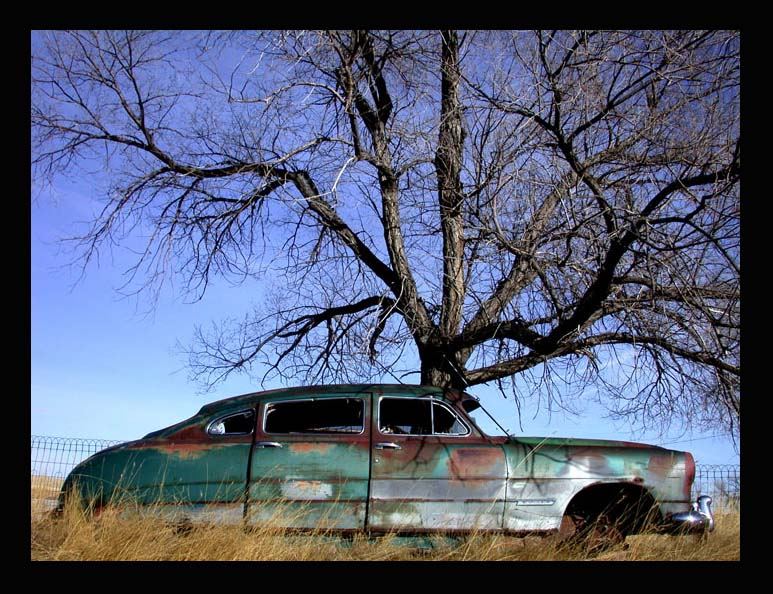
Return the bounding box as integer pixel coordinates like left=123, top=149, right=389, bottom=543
left=380, top=398, right=431, bottom=435
left=207, top=409, right=255, bottom=436
left=379, top=398, right=469, bottom=436
left=432, top=402, right=468, bottom=435
left=264, top=398, right=364, bottom=434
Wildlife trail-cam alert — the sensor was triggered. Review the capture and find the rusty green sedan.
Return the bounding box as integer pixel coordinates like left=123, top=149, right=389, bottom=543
left=58, top=384, right=713, bottom=541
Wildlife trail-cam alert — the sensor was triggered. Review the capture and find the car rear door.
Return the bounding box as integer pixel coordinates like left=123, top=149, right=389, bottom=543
left=246, top=393, right=371, bottom=531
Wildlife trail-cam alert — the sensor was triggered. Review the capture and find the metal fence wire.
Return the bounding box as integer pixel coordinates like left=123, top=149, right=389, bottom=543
left=31, top=435, right=124, bottom=479
left=692, top=464, right=740, bottom=510
left=31, top=435, right=125, bottom=512
left=30, top=435, right=740, bottom=511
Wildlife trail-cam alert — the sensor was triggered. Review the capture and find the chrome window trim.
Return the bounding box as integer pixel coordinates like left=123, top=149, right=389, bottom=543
left=377, top=395, right=471, bottom=437
left=206, top=408, right=256, bottom=437
left=262, top=396, right=366, bottom=436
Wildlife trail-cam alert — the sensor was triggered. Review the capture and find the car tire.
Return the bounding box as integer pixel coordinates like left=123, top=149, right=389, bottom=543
left=558, top=511, right=626, bottom=556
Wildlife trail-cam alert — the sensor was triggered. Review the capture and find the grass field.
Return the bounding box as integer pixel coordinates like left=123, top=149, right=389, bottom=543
left=31, top=476, right=63, bottom=498
left=31, top=476, right=64, bottom=520
left=30, top=492, right=740, bottom=561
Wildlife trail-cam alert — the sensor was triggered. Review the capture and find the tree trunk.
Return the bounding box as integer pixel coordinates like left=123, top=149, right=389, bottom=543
left=419, top=344, right=467, bottom=389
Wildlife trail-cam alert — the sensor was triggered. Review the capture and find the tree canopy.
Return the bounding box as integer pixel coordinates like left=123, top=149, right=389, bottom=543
left=32, top=30, right=740, bottom=434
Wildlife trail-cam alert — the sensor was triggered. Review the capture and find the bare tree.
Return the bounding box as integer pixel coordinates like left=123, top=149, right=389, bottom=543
left=32, top=30, right=740, bottom=434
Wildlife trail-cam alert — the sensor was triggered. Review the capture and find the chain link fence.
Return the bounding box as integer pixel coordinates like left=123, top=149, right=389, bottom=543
left=30, top=434, right=740, bottom=515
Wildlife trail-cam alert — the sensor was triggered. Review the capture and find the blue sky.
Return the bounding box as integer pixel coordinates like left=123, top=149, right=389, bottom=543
left=31, top=181, right=740, bottom=465
left=30, top=30, right=739, bottom=467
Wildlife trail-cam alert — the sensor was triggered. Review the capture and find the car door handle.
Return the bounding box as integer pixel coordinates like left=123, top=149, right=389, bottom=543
left=254, top=441, right=283, bottom=448
left=375, top=442, right=401, bottom=450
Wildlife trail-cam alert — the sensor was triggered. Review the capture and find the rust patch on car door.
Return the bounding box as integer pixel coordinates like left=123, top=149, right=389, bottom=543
left=447, top=447, right=505, bottom=479
left=288, top=443, right=335, bottom=455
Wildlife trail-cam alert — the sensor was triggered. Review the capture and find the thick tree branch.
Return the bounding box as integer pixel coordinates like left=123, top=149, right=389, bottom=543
left=462, top=173, right=577, bottom=340
left=539, top=163, right=740, bottom=352
left=466, top=331, right=738, bottom=387
left=436, top=30, right=467, bottom=337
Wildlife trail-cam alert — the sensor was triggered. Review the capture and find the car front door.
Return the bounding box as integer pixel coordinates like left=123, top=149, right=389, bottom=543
left=367, top=393, right=507, bottom=533
left=246, top=394, right=371, bottom=531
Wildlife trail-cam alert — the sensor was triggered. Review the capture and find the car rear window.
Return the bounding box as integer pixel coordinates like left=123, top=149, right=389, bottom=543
left=264, top=398, right=364, bottom=434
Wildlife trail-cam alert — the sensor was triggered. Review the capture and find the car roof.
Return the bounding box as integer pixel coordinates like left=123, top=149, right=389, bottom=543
left=197, top=384, right=457, bottom=415
left=140, top=385, right=474, bottom=440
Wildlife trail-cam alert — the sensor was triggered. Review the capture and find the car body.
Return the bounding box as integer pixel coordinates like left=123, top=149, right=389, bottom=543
left=58, top=384, right=713, bottom=538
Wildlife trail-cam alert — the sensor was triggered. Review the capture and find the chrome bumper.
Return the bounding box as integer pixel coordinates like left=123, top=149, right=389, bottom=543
left=663, top=495, right=714, bottom=534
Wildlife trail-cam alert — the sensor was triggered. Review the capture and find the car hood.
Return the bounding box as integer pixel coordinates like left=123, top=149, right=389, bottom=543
left=510, top=436, right=663, bottom=449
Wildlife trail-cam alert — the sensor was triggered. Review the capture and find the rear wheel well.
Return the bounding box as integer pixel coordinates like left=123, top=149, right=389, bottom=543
left=563, top=482, right=661, bottom=536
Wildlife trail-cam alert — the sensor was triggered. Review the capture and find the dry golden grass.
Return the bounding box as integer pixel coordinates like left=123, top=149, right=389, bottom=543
left=595, top=510, right=740, bottom=561
left=31, top=476, right=63, bottom=499
left=31, top=476, right=64, bottom=520
left=30, top=495, right=740, bottom=561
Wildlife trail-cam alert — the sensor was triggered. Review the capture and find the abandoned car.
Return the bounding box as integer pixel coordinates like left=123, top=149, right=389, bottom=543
left=58, top=384, right=713, bottom=540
